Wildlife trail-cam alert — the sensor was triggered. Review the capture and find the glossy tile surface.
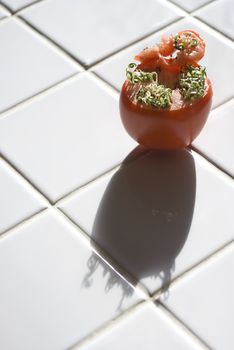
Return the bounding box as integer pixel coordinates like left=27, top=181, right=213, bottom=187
left=0, top=4, right=10, bottom=19
left=0, top=0, right=233, bottom=348
left=0, top=158, right=47, bottom=233
left=161, top=244, right=234, bottom=350
left=60, top=150, right=234, bottom=293
left=2, top=0, right=37, bottom=11
left=94, top=17, right=234, bottom=108
left=0, top=209, right=143, bottom=350
left=0, top=73, right=136, bottom=202
left=169, top=0, right=213, bottom=12
left=196, top=0, right=234, bottom=40
left=20, top=0, right=182, bottom=66
left=0, top=17, right=79, bottom=113
left=79, top=303, right=202, bottom=350
left=194, top=99, right=234, bottom=177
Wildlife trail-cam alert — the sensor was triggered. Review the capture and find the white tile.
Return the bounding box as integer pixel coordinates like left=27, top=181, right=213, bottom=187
left=60, top=149, right=234, bottom=293
left=20, top=0, right=182, bottom=66
left=60, top=174, right=113, bottom=234
left=0, top=17, right=80, bottom=113
left=2, top=0, right=37, bottom=11
left=196, top=0, right=234, bottom=40
left=0, top=209, right=143, bottom=350
left=94, top=17, right=234, bottom=108
left=170, top=0, right=212, bottom=12
left=193, top=99, right=234, bottom=177
left=0, top=158, right=47, bottom=233
left=0, top=73, right=136, bottom=202
left=79, top=303, right=202, bottom=350
left=161, top=244, right=234, bottom=350
left=0, top=4, right=10, bottom=19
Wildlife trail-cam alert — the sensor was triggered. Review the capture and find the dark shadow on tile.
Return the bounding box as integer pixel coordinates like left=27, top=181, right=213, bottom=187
left=84, top=146, right=196, bottom=303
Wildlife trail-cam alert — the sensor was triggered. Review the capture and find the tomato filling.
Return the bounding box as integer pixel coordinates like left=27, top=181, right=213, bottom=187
left=126, top=30, right=207, bottom=110
left=126, top=63, right=208, bottom=110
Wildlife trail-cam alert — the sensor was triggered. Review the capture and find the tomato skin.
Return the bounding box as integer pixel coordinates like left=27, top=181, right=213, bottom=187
left=119, top=79, right=213, bottom=150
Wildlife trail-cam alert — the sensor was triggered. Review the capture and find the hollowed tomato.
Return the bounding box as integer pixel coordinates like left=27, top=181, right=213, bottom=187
left=119, top=78, right=212, bottom=150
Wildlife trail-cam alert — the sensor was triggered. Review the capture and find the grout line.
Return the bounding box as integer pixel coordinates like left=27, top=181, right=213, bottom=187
left=0, top=1, right=232, bottom=347
left=0, top=151, right=52, bottom=204
left=17, top=15, right=87, bottom=67
left=85, top=17, right=185, bottom=70
left=56, top=207, right=150, bottom=299
left=0, top=12, right=13, bottom=24
left=0, top=156, right=50, bottom=207
left=162, top=0, right=190, bottom=14
left=0, top=143, right=150, bottom=247
left=0, top=72, right=81, bottom=119
left=193, top=14, right=234, bottom=43
left=55, top=144, right=151, bottom=207
left=15, top=0, right=48, bottom=14
left=0, top=1, right=232, bottom=121
left=1, top=10, right=231, bottom=120
left=5, top=3, right=184, bottom=71
left=15, top=15, right=83, bottom=68
left=88, top=17, right=183, bottom=73
left=188, top=14, right=234, bottom=47
left=69, top=300, right=151, bottom=350
left=0, top=1, right=13, bottom=13
left=167, top=0, right=218, bottom=14
left=211, top=96, right=234, bottom=112
left=0, top=3, right=12, bottom=18
left=156, top=302, right=211, bottom=349
left=0, top=208, right=49, bottom=239
left=191, top=146, right=234, bottom=181
left=190, top=0, right=218, bottom=13
left=55, top=164, right=120, bottom=206
left=91, top=71, right=120, bottom=93
left=152, top=240, right=234, bottom=300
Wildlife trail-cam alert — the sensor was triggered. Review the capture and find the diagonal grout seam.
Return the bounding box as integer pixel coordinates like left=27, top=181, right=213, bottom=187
left=56, top=207, right=150, bottom=299
left=71, top=297, right=211, bottom=350
left=156, top=302, right=212, bottom=349
left=165, top=0, right=218, bottom=14
left=15, top=0, right=47, bottom=14
left=0, top=1, right=233, bottom=348
left=191, top=145, right=234, bottom=180
left=0, top=68, right=233, bottom=236
left=211, top=96, right=234, bottom=112
left=0, top=1, right=12, bottom=13
left=0, top=151, right=52, bottom=204
left=150, top=242, right=234, bottom=348
left=0, top=93, right=233, bottom=236
left=69, top=300, right=151, bottom=350
left=0, top=71, right=81, bottom=118
left=152, top=240, right=234, bottom=301
left=0, top=154, right=50, bottom=205
left=0, top=9, right=233, bottom=119
left=193, top=15, right=234, bottom=43
left=0, top=163, right=233, bottom=349
left=2, top=141, right=232, bottom=297
left=0, top=18, right=186, bottom=118
left=0, top=0, right=233, bottom=300
left=0, top=208, right=49, bottom=239
left=17, top=15, right=86, bottom=66
left=55, top=164, right=121, bottom=206
left=81, top=17, right=186, bottom=69
left=55, top=147, right=152, bottom=207
left=1, top=204, right=232, bottom=350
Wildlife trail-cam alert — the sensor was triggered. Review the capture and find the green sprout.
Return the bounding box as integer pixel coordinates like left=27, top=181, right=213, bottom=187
left=179, top=65, right=206, bottom=101
left=136, top=83, right=172, bottom=109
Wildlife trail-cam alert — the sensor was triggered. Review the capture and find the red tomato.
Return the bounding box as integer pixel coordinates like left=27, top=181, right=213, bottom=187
left=119, top=78, right=213, bottom=150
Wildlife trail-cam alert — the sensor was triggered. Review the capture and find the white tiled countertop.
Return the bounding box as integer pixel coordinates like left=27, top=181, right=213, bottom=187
left=0, top=0, right=233, bottom=349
